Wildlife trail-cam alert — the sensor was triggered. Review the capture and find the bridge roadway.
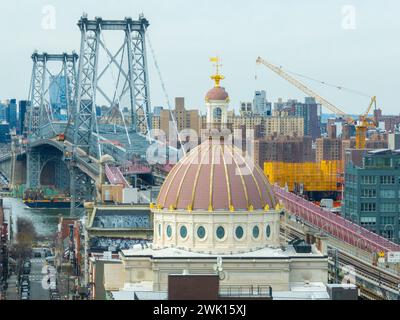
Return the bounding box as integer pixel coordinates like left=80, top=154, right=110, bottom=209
left=273, top=185, right=400, bottom=253
left=0, top=135, right=153, bottom=186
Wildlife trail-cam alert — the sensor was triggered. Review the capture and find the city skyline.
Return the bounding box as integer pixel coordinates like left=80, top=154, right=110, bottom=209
left=0, top=0, right=399, bottom=115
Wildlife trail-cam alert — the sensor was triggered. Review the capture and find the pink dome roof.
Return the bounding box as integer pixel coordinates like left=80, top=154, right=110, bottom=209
left=205, top=87, right=229, bottom=101
left=157, top=139, right=277, bottom=211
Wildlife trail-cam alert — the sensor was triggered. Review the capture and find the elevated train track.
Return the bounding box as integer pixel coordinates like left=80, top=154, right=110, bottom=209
left=282, top=218, right=400, bottom=300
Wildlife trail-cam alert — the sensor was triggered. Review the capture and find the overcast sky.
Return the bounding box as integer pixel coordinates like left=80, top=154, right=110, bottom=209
left=0, top=0, right=399, bottom=115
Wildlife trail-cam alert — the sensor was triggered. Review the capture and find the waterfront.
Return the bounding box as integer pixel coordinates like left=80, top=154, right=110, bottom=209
left=2, top=197, right=80, bottom=237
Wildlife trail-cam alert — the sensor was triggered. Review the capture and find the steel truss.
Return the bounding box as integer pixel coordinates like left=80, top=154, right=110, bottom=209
left=74, top=15, right=151, bottom=156
left=26, top=147, right=66, bottom=189
left=70, top=166, right=94, bottom=213
left=28, top=52, right=78, bottom=139
left=69, top=15, right=152, bottom=213
left=26, top=52, right=78, bottom=189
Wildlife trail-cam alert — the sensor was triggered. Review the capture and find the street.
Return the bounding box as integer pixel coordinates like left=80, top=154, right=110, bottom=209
left=7, top=258, right=49, bottom=300
left=29, top=258, right=49, bottom=300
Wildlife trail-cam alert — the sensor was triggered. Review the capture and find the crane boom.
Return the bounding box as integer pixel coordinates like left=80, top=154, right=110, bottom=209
left=256, top=56, right=347, bottom=117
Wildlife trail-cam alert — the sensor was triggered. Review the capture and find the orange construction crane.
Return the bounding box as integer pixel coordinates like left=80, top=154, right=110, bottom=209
left=256, top=56, right=377, bottom=149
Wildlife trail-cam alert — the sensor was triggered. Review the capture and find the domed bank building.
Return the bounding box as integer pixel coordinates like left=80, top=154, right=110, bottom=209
left=114, top=61, right=330, bottom=299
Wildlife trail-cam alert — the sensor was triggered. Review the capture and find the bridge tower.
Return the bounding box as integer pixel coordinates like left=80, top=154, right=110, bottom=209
left=26, top=52, right=78, bottom=189
left=69, top=14, right=152, bottom=212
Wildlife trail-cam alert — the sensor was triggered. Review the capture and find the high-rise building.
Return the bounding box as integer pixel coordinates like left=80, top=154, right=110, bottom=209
left=344, top=149, right=400, bottom=243
left=274, top=97, right=321, bottom=140
left=152, top=98, right=200, bottom=137
left=253, top=90, right=272, bottom=116
left=18, top=100, right=29, bottom=135
left=316, top=136, right=342, bottom=163
left=374, top=108, right=400, bottom=133
left=49, top=75, right=68, bottom=118
left=264, top=111, right=304, bottom=137
left=7, top=99, right=17, bottom=129
left=239, top=102, right=253, bottom=116
left=0, top=101, right=7, bottom=122
left=254, top=134, right=313, bottom=165
left=151, top=106, right=163, bottom=132
left=0, top=123, right=10, bottom=143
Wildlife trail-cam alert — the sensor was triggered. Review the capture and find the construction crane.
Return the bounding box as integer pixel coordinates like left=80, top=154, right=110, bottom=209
left=256, top=56, right=376, bottom=149
left=355, top=96, right=376, bottom=149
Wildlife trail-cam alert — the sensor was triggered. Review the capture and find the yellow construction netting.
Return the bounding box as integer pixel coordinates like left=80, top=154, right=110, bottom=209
left=264, top=160, right=344, bottom=192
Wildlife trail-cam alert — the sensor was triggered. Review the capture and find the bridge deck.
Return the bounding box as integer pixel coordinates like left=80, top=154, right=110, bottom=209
left=273, top=185, right=400, bottom=253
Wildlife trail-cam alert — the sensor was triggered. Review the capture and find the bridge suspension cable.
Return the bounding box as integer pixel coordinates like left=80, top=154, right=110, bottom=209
left=146, top=31, right=186, bottom=157
left=256, top=58, right=372, bottom=99
left=98, top=25, right=132, bottom=148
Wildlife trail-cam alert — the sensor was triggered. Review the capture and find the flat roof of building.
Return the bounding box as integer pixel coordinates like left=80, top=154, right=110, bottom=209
left=121, top=244, right=325, bottom=260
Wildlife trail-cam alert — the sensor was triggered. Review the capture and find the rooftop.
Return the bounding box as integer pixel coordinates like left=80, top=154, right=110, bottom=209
left=121, top=244, right=324, bottom=259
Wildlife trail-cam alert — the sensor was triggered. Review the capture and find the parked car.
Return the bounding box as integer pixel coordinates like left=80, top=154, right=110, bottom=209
left=21, top=280, right=30, bottom=287
left=22, top=266, right=31, bottom=275
left=21, top=287, right=31, bottom=296
left=50, top=292, right=61, bottom=300
left=34, top=252, right=42, bottom=258
left=21, top=293, right=29, bottom=300
left=21, top=275, right=30, bottom=282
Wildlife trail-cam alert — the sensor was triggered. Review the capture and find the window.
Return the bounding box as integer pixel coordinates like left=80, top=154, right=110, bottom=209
left=213, top=107, right=222, bottom=122
left=197, top=226, right=206, bottom=239
left=360, top=217, right=376, bottom=226
left=380, top=175, right=395, bottom=184
left=361, top=176, right=376, bottom=184
left=380, top=216, right=395, bottom=225
left=158, top=224, right=161, bottom=237
left=361, top=189, right=376, bottom=198
left=216, top=226, right=225, bottom=240
left=380, top=189, right=396, bottom=198
left=361, top=203, right=376, bottom=212
left=252, top=226, right=260, bottom=239
left=180, top=225, right=187, bottom=239
left=235, top=226, right=244, bottom=239
left=166, top=225, right=172, bottom=238
left=380, top=203, right=397, bottom=213
left=266, top=225, right=271, bottom=238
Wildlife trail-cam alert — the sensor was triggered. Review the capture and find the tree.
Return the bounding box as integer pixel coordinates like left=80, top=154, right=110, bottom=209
left=9, top=217, right=37, bottom=274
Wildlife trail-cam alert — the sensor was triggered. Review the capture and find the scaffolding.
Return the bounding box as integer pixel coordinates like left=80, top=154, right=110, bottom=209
left=264, top=160, right=343, bottom=192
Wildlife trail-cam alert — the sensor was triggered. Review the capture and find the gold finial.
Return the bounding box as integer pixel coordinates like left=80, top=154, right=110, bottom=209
left=149, top=202, right=154, bottom=209
left=264, top=204, right=270, bottom=211
left=229, top=205, right=235, bottom=212
left=210, top=56, right=224, bottom=87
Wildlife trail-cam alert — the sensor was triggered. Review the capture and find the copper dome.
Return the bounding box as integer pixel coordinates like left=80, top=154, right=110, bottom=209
left=157, top=139, right=277, bottom=211
left=205, top=87, right=229, bottom=101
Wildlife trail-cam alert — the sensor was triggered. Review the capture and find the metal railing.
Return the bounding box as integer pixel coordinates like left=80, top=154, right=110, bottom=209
left=219, top=285, right=272, bottom=298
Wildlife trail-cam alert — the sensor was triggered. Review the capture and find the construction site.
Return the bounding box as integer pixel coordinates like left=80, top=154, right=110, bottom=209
left=255, top=57, right=389, bottom=209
